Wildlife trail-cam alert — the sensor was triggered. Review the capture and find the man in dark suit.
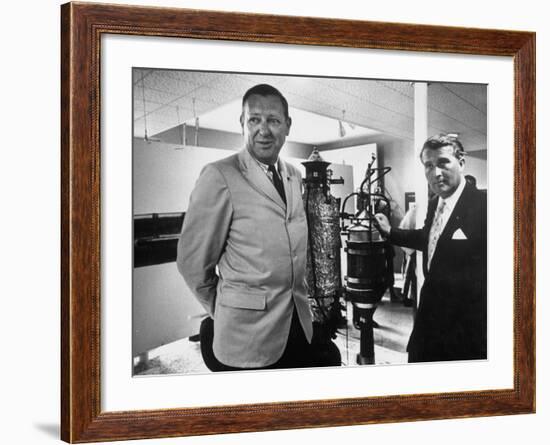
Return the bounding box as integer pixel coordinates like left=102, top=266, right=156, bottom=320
left=375, top=134, right=487, bottom=363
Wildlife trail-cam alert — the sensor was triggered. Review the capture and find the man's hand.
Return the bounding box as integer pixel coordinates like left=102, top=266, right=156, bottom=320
left=374, top=213, right=392, bottom=237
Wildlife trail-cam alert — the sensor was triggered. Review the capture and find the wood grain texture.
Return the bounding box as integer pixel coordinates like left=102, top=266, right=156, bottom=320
left=60, top=2, right=536, bottom=442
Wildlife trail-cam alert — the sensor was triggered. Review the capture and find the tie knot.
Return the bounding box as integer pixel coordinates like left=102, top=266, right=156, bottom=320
left=268, top=164, right=277, bottom=174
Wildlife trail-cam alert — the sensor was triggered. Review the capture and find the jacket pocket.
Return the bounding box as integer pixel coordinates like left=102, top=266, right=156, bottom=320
left=219, top=290, right=267, bottom=310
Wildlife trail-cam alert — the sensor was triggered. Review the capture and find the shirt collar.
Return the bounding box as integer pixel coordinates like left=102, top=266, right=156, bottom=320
left=253, top=157, right=280, bottom=175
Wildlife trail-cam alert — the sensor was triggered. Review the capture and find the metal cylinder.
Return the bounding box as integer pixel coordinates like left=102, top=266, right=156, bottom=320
left=302, top=150, right=342, bottom=324
left=345, top=223, right=390, bottom=306
left=340, top=156, right=394, bottom=365
left=304, top=188, right=341, bottom=298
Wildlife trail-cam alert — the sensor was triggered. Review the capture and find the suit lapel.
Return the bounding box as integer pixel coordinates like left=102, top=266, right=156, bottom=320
left=238, top=149, right=286, bottom=210
left=438, top=183, right=472, bottom=243
left=426, top=198, right=438, bottom=231
left=429, top=182, right=472, bottom=269
left=422, top=198, right=439, bottom=273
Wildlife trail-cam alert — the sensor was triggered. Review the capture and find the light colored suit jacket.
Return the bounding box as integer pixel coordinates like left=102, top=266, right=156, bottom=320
left=177, top=148, right=313, bottom=368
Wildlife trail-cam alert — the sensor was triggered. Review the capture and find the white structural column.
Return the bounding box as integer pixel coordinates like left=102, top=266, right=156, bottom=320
left=413, top=82, right=429, bottom=302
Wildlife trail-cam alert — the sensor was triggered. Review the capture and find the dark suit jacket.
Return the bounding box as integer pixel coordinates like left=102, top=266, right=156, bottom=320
left=390, top=182, right=487, bottom=362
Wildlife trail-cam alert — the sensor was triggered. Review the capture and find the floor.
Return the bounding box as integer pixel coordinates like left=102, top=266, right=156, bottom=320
left=134, top=292, right=414, bottom=376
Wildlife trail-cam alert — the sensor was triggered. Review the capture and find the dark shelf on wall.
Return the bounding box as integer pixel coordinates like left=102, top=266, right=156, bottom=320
left=134, top=212, right=185, bottom=268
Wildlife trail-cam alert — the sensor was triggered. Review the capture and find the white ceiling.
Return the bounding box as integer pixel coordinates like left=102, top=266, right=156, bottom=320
left=133, top=69, right=487, bottom=152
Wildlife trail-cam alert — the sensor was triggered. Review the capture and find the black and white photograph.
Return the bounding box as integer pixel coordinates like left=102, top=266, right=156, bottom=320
left=132, top=69, right=487, bottom=375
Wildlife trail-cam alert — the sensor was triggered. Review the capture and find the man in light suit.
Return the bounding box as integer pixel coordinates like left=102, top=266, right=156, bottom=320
left=375, top=134, right=487, bottom=363
left=177, top=84, right=313, bottom=371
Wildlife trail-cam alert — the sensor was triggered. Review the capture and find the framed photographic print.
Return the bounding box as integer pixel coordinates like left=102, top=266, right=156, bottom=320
left=61, top=2, right=535, bottom=442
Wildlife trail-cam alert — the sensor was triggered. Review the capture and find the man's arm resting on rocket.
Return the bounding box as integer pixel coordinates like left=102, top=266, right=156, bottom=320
left=374, top=213, right=426, bottom=252
left=176, top=164, right=233, bottom=317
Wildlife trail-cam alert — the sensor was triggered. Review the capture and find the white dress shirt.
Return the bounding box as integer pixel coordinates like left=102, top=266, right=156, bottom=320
left=427, top=176, right=466, bottom=269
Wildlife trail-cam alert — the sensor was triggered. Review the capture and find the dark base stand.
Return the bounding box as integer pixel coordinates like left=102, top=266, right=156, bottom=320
left=353, top=305, right=377, bottom=365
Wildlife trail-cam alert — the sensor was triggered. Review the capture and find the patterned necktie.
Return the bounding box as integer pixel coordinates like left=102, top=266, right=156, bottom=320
left=268, top=164, right=286, bottom=205
left=427, top=200, right=446, bottom=270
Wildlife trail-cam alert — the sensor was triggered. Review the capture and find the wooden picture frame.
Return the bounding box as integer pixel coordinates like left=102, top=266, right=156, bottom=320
left=61, top=2, right=535, bottom=442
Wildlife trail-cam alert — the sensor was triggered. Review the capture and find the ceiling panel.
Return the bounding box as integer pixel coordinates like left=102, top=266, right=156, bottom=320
left=443, top=83, right=487, bottom=112
left=132, top=69, right=486, bottom=152
left=428, top=83, right=487, bottom=134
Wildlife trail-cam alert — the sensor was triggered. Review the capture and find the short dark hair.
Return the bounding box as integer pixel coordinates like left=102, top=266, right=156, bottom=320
left=420, top=133, right=466, bottom=161
left=242, top=84, right=289, bottom=119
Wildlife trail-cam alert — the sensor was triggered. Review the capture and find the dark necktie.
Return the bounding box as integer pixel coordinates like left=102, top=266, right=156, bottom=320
left=268, top=164, right=286, bottom=205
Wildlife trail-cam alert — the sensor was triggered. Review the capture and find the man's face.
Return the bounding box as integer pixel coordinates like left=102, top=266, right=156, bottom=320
left=421, top=145, right=465, bottom=199
left=240, top=94, right=291, bottom=165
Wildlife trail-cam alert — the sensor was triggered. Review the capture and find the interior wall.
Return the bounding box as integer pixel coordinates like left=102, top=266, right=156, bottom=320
left=378, top=137, right=416, bottom=224
left=464, top=156, right=488, bottom=190
left=376, top=137, right=415, bottom=271
left=133, top=138, right=232, bottom=356
left=155, top=125, right=314, bottom=159
left=134, top=138, right=231, bottom=214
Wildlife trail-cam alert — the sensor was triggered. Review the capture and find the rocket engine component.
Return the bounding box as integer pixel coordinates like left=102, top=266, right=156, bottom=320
left=341, top=154, right=393, bottom=365
left=302, top=150, right=344, bottom=331
left=345, top=223, right=388, bottom=304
